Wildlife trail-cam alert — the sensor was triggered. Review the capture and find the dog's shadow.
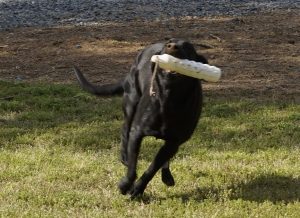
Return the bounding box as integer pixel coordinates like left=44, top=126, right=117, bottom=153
left=231, top=174, right=300, bottom=203
left=187, top=174, right=299, bottom=203
left=141, top=174, right=300, bottom=204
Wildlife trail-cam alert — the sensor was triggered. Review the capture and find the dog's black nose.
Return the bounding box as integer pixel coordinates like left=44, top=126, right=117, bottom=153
left=166, top=42, right=178, bottom=50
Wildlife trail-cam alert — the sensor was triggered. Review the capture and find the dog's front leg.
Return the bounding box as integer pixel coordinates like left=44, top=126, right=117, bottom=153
left=119, top=130, right=143, bottom=195
left=130, top=141, right=179, bottom=198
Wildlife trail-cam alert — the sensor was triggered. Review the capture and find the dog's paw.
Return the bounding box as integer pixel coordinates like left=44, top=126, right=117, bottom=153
left=118, top=177, right=133, bottom=195
left=130, top=181, right=146, bottom=199
left=161, top=169, right=175, bottom=186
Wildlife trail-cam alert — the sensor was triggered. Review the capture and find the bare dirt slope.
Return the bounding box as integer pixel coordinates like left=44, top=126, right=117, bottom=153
left=0, top=10, right=299, bottom=101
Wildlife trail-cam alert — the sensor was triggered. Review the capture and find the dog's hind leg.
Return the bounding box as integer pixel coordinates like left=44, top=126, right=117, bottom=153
left=120, top=79, right=140, bottom=166
left=161, top=161, right=175, bottom=186
left=119, top=130, right=143, bottom=195
left=120, top=105, right=139, bottom=165
left=130, top=140, right=179, bottom=198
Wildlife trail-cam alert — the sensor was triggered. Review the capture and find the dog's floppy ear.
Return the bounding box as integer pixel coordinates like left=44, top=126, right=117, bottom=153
left=183, top=41, right=208, bottom=64
left=196, top=54, right=208, bottom=64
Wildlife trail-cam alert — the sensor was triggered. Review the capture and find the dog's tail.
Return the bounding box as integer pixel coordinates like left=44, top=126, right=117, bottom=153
left=73, top=66, right=124, bottom=96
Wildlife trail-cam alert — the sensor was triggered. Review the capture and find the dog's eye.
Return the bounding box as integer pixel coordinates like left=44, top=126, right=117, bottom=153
left=167, top=38, right=176, bottom=44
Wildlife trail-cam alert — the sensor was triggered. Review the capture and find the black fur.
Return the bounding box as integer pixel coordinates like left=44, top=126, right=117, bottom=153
left=74, top=38, right=208, bottom=198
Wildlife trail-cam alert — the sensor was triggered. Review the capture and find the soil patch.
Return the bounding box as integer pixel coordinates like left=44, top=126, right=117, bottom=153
left=0, top=10, right=299, bottom=101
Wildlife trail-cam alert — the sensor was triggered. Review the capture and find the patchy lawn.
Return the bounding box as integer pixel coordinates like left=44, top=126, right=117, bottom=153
left=0, top=81, right=299, bottom=217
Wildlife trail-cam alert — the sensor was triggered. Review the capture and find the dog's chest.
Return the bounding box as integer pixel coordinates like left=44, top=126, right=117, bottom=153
left=150, top=80, right=201, bottom=140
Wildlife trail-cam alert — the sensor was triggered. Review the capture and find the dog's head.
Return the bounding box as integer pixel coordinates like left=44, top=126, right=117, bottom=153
left=163, top=38, right=208, bottom=64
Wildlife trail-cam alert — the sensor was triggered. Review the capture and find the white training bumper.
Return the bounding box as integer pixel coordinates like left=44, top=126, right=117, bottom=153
left=151, top=54, right=222, bottom=82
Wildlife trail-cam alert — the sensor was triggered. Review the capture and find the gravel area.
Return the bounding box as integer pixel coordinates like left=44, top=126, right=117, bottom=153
left=0, top=0, right=299, bottom=30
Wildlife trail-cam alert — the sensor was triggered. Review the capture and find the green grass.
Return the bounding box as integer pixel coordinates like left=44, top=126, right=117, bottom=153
left=0, top=80, right=299, bottom=217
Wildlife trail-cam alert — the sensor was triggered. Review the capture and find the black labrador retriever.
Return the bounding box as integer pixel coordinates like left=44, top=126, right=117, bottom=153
left=74, top=38, right=208, bottom=198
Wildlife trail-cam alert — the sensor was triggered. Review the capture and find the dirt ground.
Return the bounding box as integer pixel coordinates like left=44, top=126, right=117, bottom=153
left=0, top=10, right=299, bottom=102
